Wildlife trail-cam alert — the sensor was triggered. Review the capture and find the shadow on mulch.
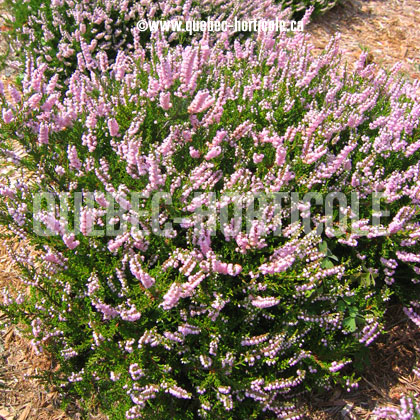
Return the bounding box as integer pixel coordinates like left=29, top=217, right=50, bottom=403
left=310, top=0, right=373, bottom=29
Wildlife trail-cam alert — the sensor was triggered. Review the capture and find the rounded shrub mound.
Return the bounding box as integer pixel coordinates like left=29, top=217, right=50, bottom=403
left=1, top=26, right=420, bottom=420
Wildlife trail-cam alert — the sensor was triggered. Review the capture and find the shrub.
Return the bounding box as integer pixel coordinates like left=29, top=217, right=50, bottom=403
left=2, top=0, right=291, bottom=83
left=281, top=0, right=339, bottom=17
left=1, top=18, right=419, bottom=420
left=2, top=0, right=340, bottom=83
left=373, top=395, right=420, bottom=420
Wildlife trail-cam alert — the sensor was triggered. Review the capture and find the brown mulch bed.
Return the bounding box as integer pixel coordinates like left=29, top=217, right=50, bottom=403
left=308, top=0, right=420, bottom=84
left=0, top=299, right=68, bottom=420
left=0, top=0, right=420, bottom=419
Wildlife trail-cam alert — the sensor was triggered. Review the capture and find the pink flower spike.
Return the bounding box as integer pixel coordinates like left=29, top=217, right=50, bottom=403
left=159, top=92, right=172, bottom=110
left=2, top=109, right=14, bottom=124
left=39, top=123, right=49, bottom=144
left=68, top=145, right=82, bottom=170
left=204, top=146, right=221, bottom=160
left=251, top=296, right=280, bottom=308
left=189, top=147, right=201, bottom=158
left=108, top=118, right=120, bottom=137
left=129, top=255, right=155, bottom=289
left=188, top=90, right=214, bottom=114
left=253, top=153, right=264, bottom=164
left=62, top=233, right=80, bottom=250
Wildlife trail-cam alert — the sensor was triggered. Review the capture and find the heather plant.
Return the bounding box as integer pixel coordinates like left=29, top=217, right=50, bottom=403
left=373, top=395, right=420, bottom=420
left=1, top=0, right=340, bottom=83
left=2, top=0, right=291, bottom=83
left=0, top=19, right=420, bottom=420
left=281, top=0, right=339, bottom=17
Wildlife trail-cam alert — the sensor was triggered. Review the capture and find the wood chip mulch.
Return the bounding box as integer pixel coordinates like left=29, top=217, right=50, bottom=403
left=307, top=0, right=420, bottom=84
